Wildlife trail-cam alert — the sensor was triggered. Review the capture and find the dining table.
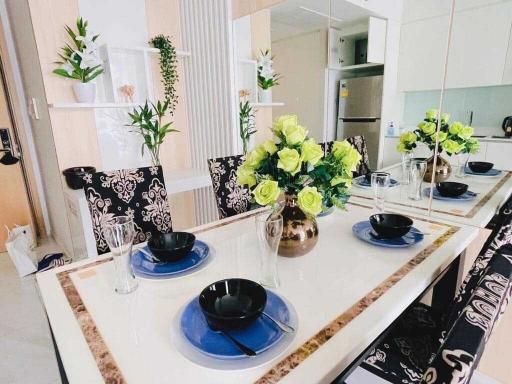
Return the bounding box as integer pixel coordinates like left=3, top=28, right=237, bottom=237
left=37, top=201, right=481, bottom=384
left=350, top=164, right=512, bottom=228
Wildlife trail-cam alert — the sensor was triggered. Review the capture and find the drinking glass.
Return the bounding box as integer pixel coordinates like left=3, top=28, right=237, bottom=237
left=371, top=172, right=391, bottom=212
left=103, top=216, right=138, bottom=294
left=408, top=159, right=427, bottom=201
left=401, top=152, right=413, bottom=185
left=455, top=152, right=469, bottom=178
left=255, top=212, right=283, bottom=288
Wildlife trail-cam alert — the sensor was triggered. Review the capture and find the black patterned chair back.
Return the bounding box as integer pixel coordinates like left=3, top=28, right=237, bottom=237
left=320, top=135, right=371, bottom=177
left=83, top=166, right=173, bottom=255
left=207, top=155, right=251, bottom=219
left=420, top=244, right=512, bottom=384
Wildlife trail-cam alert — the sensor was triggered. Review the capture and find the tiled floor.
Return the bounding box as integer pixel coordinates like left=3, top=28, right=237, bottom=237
left=0, top=239, right=62, bottom=384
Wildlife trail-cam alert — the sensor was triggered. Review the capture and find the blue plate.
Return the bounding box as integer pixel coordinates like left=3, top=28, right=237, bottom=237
left=354, top=176, right=400, bottom=188
left=464, top=166, right=502, bottom=176
left=423, top=187, right=477, bottom=201
left=352, top=221, right=424, bottom=248
left=131, top=240, right=209, bottom=278
left=181, top=290, right=289, bottom=359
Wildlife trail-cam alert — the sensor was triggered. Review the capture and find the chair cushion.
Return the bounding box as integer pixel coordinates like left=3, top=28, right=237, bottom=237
left=361, top=303, right=443, bottom=384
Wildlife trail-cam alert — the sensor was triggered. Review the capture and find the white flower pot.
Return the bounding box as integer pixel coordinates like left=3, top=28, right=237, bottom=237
left=73, top=82, right=96, bottom=103
left=258, top=88, right=272, bottom=104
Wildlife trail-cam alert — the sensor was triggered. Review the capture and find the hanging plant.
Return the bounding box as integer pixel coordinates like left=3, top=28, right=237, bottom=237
left=149, top=35, right=179, bottom=116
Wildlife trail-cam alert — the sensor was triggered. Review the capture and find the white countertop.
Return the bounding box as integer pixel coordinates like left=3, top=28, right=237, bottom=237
left=37, top=205, right=478, bottom=384
left=385, top=134, right=512, bottom=143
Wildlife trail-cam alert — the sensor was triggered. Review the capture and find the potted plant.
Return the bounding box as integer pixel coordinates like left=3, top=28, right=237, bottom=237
left=239, top=101, right=256, bottom=155
left=397, top=109, right=480, bottom=182
left=237, top=114, right=361, bottom=257
left=257, top=50, right=280, bottom=103
left=149, top=35, right=179, bottom=115
left=53, top=17, right=103, bottom=103
left=128, top=100, right=179, bottom=166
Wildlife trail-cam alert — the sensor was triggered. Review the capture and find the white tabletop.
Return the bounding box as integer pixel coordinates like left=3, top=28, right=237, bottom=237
left=37, top=204, right=479, bottom=384
left=350, top=164, right=512, bottom=228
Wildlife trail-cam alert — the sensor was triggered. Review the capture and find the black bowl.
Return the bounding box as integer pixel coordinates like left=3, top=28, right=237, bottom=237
left=468, top=161, right=493, bottom=174
left=436, top=182, right=468, bottom=197
left=369, top=213, right=413, bottom=239
left=62, top=166, right=96, bottom=190
left=364, top=171, right=390, bottom=183
left=148, top=232, right=196, bottom=262
left=199, top=278, right=267, bottom=331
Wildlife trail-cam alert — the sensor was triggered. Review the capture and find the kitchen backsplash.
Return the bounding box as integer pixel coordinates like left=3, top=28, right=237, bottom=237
left=403, top=85, right=512, bottom=136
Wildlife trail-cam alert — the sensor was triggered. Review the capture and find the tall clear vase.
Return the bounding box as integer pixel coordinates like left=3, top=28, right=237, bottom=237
left=455, top=153, right=470, bottom=178
left=401, top=152, right=413, bottom=185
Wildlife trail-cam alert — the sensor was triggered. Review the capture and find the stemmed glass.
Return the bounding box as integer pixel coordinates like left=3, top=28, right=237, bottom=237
left=102, top=216, right=138, bottom=294
left=408, top=159, right=427, bottom=201
left=255, top=212, right=283, bottom=288
left=371, top=172, right=391, bottom=212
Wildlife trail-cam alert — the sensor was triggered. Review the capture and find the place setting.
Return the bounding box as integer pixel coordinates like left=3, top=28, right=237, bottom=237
left=131, top=232, right=213, bottom=280
left=354, top=171, right=400, bottom=189
left=464, top=161, right=502, bottom=177
left=423, top=181, right=478, bottom=202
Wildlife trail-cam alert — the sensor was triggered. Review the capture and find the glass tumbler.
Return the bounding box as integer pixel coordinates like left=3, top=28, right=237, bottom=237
left=455, top=152, right=469, bottom=178
left=408, top=159, right=427, bottom=201
left=371, top=172, right=391, bottom=212
left=401, top=152, right=413, bottom=185
left=255, top=212, right=283, bottom=288
left=103, top=216, right=138, bottom=294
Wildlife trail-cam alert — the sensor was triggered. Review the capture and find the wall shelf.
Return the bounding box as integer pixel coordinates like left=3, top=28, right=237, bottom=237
left=340, top=63, right=384, bottom=71
left=250, top=102, right=285, bottom=107
left=48, top=102, right=139, bottom=109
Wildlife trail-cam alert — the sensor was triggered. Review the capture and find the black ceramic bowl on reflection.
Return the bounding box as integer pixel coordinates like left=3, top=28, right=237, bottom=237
left=364, top=171, right=390, bottom=183
left=369, top=213, right=413, bottom=239
left=436, top=182, right=468, bottom=197
left=199, top=278, right=267, bottom=331
left=148, top=232, right=196, bottom=262
left=62, top=166, right=96, bottom=190
left=468, top=161, right=493, bottom=174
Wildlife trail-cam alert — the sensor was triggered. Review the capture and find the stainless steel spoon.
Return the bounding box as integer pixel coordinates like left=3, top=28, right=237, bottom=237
left=138, top=247, right=161, bottom=263
left=261, top=312, right=295, bottom=333
left=214, top=329, right=256, bottom=356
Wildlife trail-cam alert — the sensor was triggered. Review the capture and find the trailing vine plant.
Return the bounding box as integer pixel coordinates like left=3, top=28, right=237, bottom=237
left=149, top=35, right=179, bottom=116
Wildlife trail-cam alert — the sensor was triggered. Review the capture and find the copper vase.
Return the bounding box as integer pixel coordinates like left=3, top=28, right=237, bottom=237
left=423, top=153, right=452, bottom=183
left=276, top=194, right=319, bottom=257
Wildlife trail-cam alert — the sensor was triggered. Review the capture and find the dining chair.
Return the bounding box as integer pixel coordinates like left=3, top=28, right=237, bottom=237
left=320, top=135, right=371, bottom=177
left=343, top=219, right=512, bottom=384
left=207, top=155, right=251, bottom=219
left=83, top=165, right=173, bottom=255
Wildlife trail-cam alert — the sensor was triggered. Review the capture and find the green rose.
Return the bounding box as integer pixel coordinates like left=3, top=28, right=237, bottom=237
left=277, top=148, right=302, bottom=175
left=236, top=164, right=256, bottom=188
left=332, top=140, right=352, bottom=159
left=331, top=175, right=352, bottom=187
left=297, top=186, right=323, bottom=216
left=448, top=122, right=464, bottom=135
left=459, top=125, right=474, bottom=140
left=426, top=109, right=438, bottom=120
left=418, top=121, right=436, bottom=135
left=301, top=138, right=323, bottom=166
left=399, top=131, right=417, bottom=144
left=245, top=145, right=267, bottom=168
left=433, top=131, right=448, bottom=142
left=272, top=115, right=298, bottom=136
left=441, top=139, right=465, bottom=155
left=466, top=138, right=480, bottom=154
left=282, top=124, right=308, bottom=145
left=253, top=180, right=280, bottom=206
left=342, top=146, right=362, bottom=172
left=441, top=113, right=450, bottom=123
left=262, top=139, right=278, bottom=154
left=397, top=142, right=408, bottom=153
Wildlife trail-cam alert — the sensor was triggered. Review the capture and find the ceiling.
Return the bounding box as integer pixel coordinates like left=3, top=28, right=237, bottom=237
left=270, top=0, right=371, bottom=42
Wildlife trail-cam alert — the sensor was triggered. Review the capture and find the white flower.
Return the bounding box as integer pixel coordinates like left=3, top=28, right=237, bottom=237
left=260, top=67, right=274, bottom=80
left=74, top=50, right=101, bottom=69
left=75, top=30, right=97, bottom=49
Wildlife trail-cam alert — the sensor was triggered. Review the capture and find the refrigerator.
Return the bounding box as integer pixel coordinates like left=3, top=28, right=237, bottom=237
left=336, top=75, right=383, bottom=170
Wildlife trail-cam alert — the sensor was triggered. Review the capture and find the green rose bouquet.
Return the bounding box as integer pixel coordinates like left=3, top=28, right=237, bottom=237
left=397, top=109, right=479, bottom=156
left=237, top=114, right=361, bottom=216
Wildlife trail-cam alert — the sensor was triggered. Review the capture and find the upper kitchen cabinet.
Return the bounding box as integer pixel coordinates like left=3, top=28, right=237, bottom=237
left=446, top=2, right=512, bottom=88
left=398, top=15, right=450, bottom=91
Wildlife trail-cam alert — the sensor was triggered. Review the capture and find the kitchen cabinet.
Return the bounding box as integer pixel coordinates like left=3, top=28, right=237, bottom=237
left=446, top=2, right=512, bottom=88
left=485, top=142, right=512, bottom=171
left=398, top=16, right=450, bottom=91
left=502, top=22, right=512, bottom=84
